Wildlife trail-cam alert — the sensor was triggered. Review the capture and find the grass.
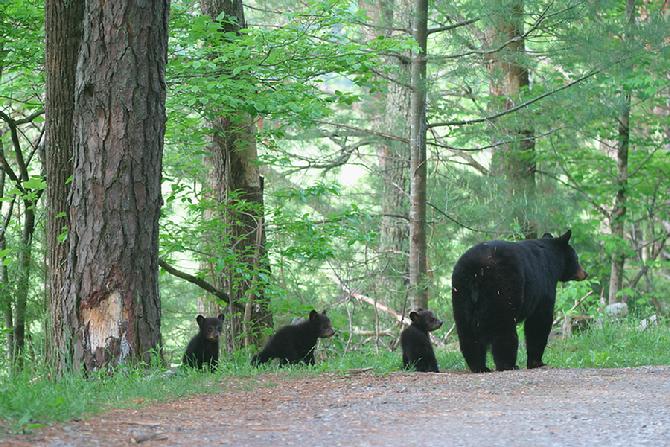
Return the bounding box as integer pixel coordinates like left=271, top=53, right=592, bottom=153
left=544, top=318, right=670, bottom=368
left=0, top=318, right=668, bottom=433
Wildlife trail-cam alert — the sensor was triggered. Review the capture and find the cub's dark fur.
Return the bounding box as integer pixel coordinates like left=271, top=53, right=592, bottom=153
left=183, top=314, right=224, bottom=370
left=252, top=310, right=335, bottom=366
left=401, top=309, right=443, bottom=372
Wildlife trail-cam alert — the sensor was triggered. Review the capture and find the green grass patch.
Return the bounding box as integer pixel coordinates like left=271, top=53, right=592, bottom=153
left=1, top=318, right=668, bottom=433
left=544, top=318, right=670, bottom=368
left=0, top=365, right=230, bottom=434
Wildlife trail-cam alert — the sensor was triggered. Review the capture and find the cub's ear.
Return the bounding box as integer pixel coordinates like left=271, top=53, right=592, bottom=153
left=217, top=314, right=225, bottom=321
left=558, top=229, right=572, bottom=244
left=309, top=309, right=319, bottom=320
left=196, top=315, right=205, bottom=325
left=542, top=233, right=553, bottom=239
left=321, top=310, right=327, bottom=315
left=409, top=311, right=418, bottom=322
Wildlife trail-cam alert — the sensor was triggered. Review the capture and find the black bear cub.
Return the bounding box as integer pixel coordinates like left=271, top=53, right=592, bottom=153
left=252, top=310, right=335, bottom=366
left=183, top=314, right=224, bottom=370
left=401, top=309, right=443, bottom=372
left=452, top=230, right=588, bottom=373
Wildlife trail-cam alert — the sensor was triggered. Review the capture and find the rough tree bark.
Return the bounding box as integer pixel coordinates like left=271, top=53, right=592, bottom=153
left=201, top=0, right=273, bottom=351
left=44, top=0, right=84, bottom=371
left=58, top=0, right=169, bottom=371
left=408, top=0, right=429, bottom=310
left=608, top=0, right=636, bottom=304
left=487, top=0, right=537, bottom=239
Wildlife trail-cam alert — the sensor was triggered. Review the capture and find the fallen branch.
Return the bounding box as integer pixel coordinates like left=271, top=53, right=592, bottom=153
left=348, top=291, right=410, bottom=327
left=158, top=258, right=243, bottom=312
left=329, top=264, right=410, bottom=326
left=351, top=329, right=396, bottom=337
left=553, top=291, right=594, bottom=327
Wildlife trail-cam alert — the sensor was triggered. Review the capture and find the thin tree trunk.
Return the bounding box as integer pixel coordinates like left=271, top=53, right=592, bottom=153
left=201, top=0, right=273, bottom=351
left=44, top=0, right=84, bottom=372
left=0, top=48, right=9, bottom=360
left=13, top=202, right=36, bottom=364
left=59, top=0, right=169, bottom=371
left=360, top=0, right=411, bottom=311
left=487, top=0, right=537, bottom=239
left=408, top=0, right=429, bottom=310
left=0, top=168, right=12, bottom=360
left=608, top=0, right=635, bottom=304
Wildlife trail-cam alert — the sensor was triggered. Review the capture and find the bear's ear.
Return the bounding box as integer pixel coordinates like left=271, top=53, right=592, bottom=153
left=321, top=310, right=327, bottom=315
left=542, top=233, right=553, bottom=239
left=196, top=315, right=205, bottom=325
left=217, top=314, right=225, bottom=321
left=409, top=311, right=418, bottom=322
left=309, top=310, right=319, bottom=320
left=558, top=229, right=572, bottom=244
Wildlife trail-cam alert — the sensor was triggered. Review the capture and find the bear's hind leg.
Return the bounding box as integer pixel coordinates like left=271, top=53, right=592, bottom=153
left=458, top=333, right=489, bottom=373
left=524, top=306, right=553, bottom=369
left=491, top=326, right=519, bottom=371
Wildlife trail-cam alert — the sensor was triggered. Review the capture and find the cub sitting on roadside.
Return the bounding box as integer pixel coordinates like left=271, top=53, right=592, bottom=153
left=183, top=314, right=224, bottom=371
left=401, top=309, right=443, bottom=373
left=252, top=310, right=335, bottom=366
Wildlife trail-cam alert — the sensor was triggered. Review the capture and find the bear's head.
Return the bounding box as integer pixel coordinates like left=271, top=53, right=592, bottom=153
left=409, top=309, right=443, bottom=332
left=544, top=230, right=588, bottom=282
left=309, top=310, right=335, bottom=338
left=196, top=314, right=224, bottom=341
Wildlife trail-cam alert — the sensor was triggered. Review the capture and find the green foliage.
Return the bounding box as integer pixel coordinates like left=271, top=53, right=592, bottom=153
left=0, top=0, right=668, bottom=416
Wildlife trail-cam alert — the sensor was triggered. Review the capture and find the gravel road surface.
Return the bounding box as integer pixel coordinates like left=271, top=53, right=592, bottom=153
left=7, top=366, right=670, bottom=447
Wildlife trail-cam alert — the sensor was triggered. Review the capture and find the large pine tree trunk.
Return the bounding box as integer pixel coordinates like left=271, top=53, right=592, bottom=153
left=408, top=0, right=429, bottom=310
left=201, top=0, right=272, bottom=351
left=44, top=0, right=84, bottom=371
left=487, top=0, right=537, bottom=239
left=58, top=0, right=169, bottom=371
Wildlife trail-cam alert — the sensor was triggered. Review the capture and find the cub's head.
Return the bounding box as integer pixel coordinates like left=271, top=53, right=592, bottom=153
left=309, top=310, right=335, bottom=338
left=409, top=309, right=443, bottom=332
left=543, top=230, right=588, bottom=282
left=196, top=314, right=224, bottom=341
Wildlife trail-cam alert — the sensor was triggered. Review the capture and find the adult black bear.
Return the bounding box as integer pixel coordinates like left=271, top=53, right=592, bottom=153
left=451, top=230, right=588, bottom=373
left=183, top=314, right=224, bottom=370
left=252, top=310, right=335, bottom=366
left=401, top=309, right=443, bottom=372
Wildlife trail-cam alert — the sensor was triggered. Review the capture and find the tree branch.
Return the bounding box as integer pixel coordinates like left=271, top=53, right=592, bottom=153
left=158, top=258, right=243, bottom=312
left=0, top=109, right=35, bottom=180
left=427, top=17, right=479, bottom=35
left=427, top=69, right=601, bottom=129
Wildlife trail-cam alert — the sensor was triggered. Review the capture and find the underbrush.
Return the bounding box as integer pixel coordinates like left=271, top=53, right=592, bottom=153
left=0, top=318, right=667, bottom=432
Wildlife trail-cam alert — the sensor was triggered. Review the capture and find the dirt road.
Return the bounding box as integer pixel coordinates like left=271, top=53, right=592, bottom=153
left=8, top=366, right=670, bottom=446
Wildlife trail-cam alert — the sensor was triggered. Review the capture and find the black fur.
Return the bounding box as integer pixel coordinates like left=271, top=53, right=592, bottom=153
left=401, top=309, right=443, bottom=372
left=183, top=314, right=224, bottom=370
left=452, top=230, right=588, bottom=373
left=252, top=310, right=335, bottom=366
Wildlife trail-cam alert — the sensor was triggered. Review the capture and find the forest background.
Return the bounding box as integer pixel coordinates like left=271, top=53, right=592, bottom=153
left=0, top=0, right=668, bottom=425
